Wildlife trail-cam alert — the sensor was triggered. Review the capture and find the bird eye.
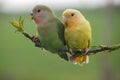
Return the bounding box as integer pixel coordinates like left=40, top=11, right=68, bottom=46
left=71, top=13, right=75, bottom=16
left=37, top=9, right=41, bottom=13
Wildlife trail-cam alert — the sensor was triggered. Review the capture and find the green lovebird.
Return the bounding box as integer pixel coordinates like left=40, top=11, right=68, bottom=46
left=30, top=4, right=68, bottom=61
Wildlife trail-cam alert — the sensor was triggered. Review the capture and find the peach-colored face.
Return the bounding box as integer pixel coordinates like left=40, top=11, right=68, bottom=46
left=62, top=9, right=81, bottom=27
left=31, top=8, right=48, bottom=25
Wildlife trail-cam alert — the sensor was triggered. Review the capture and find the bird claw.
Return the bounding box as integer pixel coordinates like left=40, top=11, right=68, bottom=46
left=84, top=48, right=89, bottom=54
left=68, top=48, right=73, bottom=54
left=31, top=35, right=42, bottom=47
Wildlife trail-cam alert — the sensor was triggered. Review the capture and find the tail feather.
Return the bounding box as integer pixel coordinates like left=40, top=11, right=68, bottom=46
left=70, top=55, right=89, bottom=64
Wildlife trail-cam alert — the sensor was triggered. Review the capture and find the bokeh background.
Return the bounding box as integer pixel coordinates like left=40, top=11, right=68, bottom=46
left=0, top=0, right=120, bottom=80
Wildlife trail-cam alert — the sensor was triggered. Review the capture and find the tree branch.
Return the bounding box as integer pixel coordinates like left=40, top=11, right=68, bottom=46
left=22, top=32, right=42, bottom=47
left=22, top=32, right=120, bottom=55
left=76, top=44, right=120, bottom=56
left=22, top=32, right=33, bottom=41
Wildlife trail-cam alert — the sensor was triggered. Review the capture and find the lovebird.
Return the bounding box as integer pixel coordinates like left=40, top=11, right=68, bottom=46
left=62, top=9, right=92, bottom=64
left=30, top=4, right=68, bottom=61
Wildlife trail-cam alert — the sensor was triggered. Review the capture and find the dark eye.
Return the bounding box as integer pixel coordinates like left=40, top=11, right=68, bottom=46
left=71, top=13, right=75, bottom=16
left=37, top=9, right=41, bottom=13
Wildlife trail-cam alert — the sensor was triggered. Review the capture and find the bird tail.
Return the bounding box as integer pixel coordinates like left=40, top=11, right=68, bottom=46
left=58, top=52, right=69, bottom=61
left=70, top=55, right=89, bottom=64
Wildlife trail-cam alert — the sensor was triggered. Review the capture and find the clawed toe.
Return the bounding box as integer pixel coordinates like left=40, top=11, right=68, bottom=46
left=31, top=35, right=41, bottom=47
left=84, top=48, right=89, bottom=54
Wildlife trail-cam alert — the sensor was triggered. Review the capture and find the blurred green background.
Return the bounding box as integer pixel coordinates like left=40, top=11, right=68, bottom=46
left=0, top=1, right=120, bottom=80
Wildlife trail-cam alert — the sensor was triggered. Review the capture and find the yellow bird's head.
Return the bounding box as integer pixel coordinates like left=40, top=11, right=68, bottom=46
left=62, top=9, right=85, bottom=28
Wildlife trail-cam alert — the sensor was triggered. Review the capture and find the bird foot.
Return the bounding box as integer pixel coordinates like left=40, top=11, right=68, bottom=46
left=84, top=48, right=89, bottom=54
left=31, top=35, right=42, bottom=47
left=68, top=48, right=73, bottom=54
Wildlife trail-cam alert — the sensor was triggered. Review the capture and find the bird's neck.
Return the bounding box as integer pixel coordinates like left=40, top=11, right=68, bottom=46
left=65, top=20, right=79, bottom=29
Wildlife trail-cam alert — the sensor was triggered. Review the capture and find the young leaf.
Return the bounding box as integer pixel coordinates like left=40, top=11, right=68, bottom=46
left=10, top=16, right=24, bottom=33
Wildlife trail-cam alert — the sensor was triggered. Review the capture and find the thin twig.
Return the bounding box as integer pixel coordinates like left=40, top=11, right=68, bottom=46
left=76, top=44, right=120, bottom=56
left=22, top=32, right=33, bottom=41
left=22, top=32, right=120, bottom=55
left=22, top=32, right=42, bottom=47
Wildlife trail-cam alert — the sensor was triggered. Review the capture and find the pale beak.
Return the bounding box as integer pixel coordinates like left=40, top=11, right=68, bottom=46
left=62, top=16, right=68, bottom=26
left=62, top=16, right=67, bottom=21
left=63, top=16, right=67, bottom=22
left=62, top=16, right=68, bottom=24
left=30, top=13, right=34, bottom=19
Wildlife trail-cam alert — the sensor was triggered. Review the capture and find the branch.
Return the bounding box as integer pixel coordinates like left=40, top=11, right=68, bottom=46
left=10, top=16, right=42, bottom=48
left=22, top=32, right=120, bottom=56
left=88, top=44, right=120, bottom=54
left=22, top=32, right=33, bottom=41
left=22, top=32, right=42, bottom=47
left=10, top=16, right=120, bottom=56
left=76, top=44, right=120, bottom=56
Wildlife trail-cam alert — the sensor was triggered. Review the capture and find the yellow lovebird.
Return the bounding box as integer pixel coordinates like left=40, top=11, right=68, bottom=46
left=62, top=9, right=92, bottom=64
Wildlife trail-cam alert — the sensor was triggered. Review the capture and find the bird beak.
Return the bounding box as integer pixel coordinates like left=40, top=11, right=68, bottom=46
left=62, top=16, right=68, bottom=26
left=30, top=13, right=34, bottom=19
left=63, top=16, right=67, bottom=21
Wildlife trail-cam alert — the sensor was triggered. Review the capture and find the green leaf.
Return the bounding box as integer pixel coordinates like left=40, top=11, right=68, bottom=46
left=10, top=16, right=24, bottom=33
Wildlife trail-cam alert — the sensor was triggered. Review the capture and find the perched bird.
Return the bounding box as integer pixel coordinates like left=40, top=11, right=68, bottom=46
left=31, top=4, right=68, bottom=61
left=62, top=9, right=92, bottom=64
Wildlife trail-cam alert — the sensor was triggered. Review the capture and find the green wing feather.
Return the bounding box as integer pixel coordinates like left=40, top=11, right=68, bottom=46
left=56, top=19, right=68, bottom=61
left=56, top=19, right=66, bottom=45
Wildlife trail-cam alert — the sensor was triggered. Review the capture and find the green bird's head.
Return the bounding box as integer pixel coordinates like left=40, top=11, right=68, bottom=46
left=30, top=4, right=55, bottom=25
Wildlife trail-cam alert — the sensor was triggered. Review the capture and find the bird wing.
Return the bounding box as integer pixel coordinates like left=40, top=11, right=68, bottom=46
left=56, top=19, right=66, bottom=45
